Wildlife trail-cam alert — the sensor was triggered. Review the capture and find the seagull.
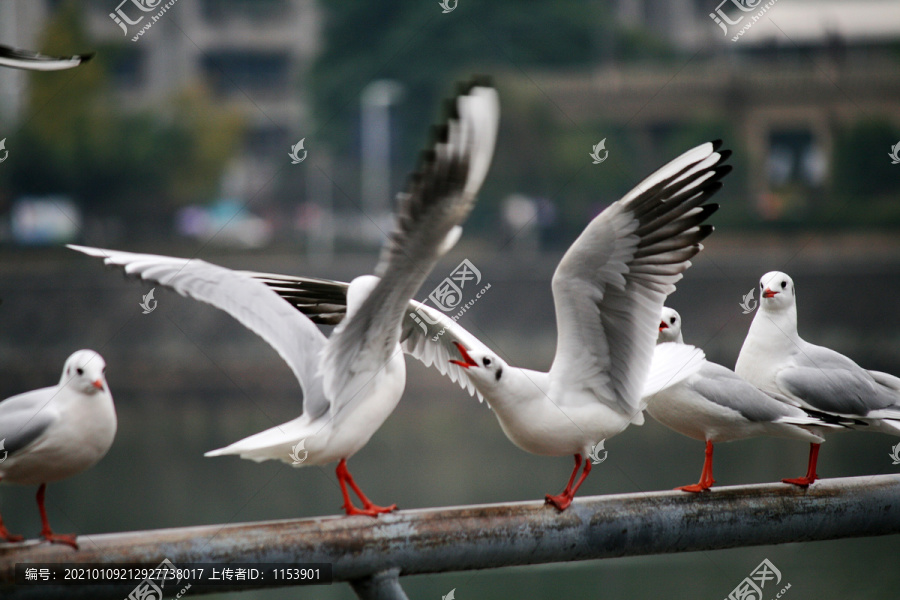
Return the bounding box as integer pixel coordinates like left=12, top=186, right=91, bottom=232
left=647, top=307, right=840, bottom=492
left=0, top=350, right=115, bottom=549
left=69, top=79, right=499, bottom=517
left=0, top=44, right=93, bottom=71
left=735, top=271, right=897, bottom=486
left=255, top=141, right=732, bottom=510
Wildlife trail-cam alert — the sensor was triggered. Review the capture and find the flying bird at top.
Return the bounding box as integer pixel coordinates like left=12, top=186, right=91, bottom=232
left=258, top=140, right=731, bottom=510
left=736, top=271, right=900, bottom=486
left=70, top=79, right=499, bottom=516
left=646, top=307, right=842, bottom=492
left=0, top=44, right=93, bottom=71
left=0, top=350, right=115, bottom=548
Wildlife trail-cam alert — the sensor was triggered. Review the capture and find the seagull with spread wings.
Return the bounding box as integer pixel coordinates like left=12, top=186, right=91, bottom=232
left=256, top=141, right=732, bottom=510
left=70, top=80, right=499, bottom=516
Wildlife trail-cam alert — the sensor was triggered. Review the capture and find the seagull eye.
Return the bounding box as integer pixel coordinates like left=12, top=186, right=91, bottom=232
left=670, top=317, right=676, bottom=324
left=483, top=357, right=492, bottom=367
left=781, top=281, right=787, bottom=289
left=76, top=368, right=84, bottom=376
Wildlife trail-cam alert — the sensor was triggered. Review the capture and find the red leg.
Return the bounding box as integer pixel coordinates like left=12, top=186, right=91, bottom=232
left=546, top=454, right=592, bottom=511
left=678, top=440, right=716, bottom=493
left=36, top=484, right=78, bottom=549
left=782, top=443, right=820, bottom=487
left=335, top=459, right=397, bottom=517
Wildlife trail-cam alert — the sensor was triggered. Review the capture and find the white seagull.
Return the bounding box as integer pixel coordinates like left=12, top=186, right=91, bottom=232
left=257, top=141, right=732, bottom=510
left=70, top=80, right=499, bottom=516
left=646, top=307, right=840, bottom=492
left=735, top=271, right=897, bottom=486
left=0, top=44, right=93, bottom=71
left=0, top=350, right=115, bottom=549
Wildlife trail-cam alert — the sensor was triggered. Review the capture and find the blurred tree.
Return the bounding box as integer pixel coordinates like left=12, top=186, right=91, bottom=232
left=7, top=2, right=243, bottom=237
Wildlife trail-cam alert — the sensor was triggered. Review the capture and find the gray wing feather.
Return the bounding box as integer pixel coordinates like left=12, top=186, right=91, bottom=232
left=777, top=343, right=900, bottom=416
left=691, top=362, right=797, bottom=423
left=321, top=82, right=499, bottom=401
left=549, top=141, right=730, bottom=416
left=68, top=245, right=331, bottom=418
left=0, top=389, right=59, bottom=455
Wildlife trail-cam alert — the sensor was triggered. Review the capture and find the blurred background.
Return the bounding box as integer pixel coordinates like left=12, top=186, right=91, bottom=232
left=0, top=0, right=899, bottom=598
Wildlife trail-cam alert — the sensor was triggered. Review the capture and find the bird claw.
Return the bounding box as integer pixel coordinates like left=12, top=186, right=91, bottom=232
left=545, top=494, right=572, bottom=511
left=41, top=532, right=79, bottom=549
left=0, top=531, right=24, bottom=544
left=343, top=503, right=397, bottom=517
left=677, top=483, right=712, bottom=493
left=782, top=476, right=816, bottom=487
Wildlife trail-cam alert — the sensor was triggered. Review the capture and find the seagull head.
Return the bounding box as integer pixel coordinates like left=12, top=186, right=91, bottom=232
left=450, top=341, right=507, bottom=386
left=658, top=307, right=684, bottom=343
left=60, top=349, right=108, bottom=395
left=759, top=271, right=795, bottom=312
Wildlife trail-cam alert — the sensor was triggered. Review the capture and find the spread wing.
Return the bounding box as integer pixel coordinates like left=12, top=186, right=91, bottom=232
left=68, top=245, right=331, bottom=419
left=548, top=141, right=730, bottom=417
left=250, top=273, right=489, bottom=401
left=320, top=80, right=499, bottom=401
left=0, top=44, right=93, bottom=71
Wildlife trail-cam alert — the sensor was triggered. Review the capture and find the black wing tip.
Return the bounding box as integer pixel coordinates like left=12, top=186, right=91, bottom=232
left=698, top=203, right=720, bottom=219
left=710, top=139, right=724, bottom=151
left=717, top=148, right=732, bottom=163
left=79, top=52, right=96, bottom=64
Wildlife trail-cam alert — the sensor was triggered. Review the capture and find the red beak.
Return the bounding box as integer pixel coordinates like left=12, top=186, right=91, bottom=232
left=92, top=379, right=104, bottom=390
left=659, top=321, right=668, bottom=332
left=762, top=288, right=778, bottom=298
left=450, top=341, right=478, bottom=369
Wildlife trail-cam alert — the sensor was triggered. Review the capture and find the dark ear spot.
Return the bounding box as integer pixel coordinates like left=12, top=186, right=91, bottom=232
left=495, top=367, right=503, bottom=381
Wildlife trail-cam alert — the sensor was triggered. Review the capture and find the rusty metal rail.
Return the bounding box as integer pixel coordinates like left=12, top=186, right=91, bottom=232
left=2, top=474, right=900, bottom=599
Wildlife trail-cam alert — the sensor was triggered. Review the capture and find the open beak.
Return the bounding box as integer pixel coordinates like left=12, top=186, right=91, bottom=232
left=762, top=288, right=778, bottom=298
left=450, top=341, right=478, bottom=369
left=659, top=321, right=668, bottom=332
left=92, top=379, right=104, bottom=391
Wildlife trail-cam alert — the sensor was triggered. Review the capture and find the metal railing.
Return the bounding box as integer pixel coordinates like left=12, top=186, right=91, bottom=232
left=2, top=474, right=900, bottom=599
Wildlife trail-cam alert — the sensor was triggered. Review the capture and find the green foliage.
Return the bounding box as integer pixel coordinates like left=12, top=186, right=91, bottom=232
left=6, top=2, right=244, bottom=221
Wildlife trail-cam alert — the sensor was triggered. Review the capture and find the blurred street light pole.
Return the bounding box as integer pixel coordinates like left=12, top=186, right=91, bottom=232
left=360, top=79, right=404, bottom=239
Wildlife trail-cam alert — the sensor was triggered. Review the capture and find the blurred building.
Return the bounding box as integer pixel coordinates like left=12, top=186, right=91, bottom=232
left=0, top=0, right=321, bottom=201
